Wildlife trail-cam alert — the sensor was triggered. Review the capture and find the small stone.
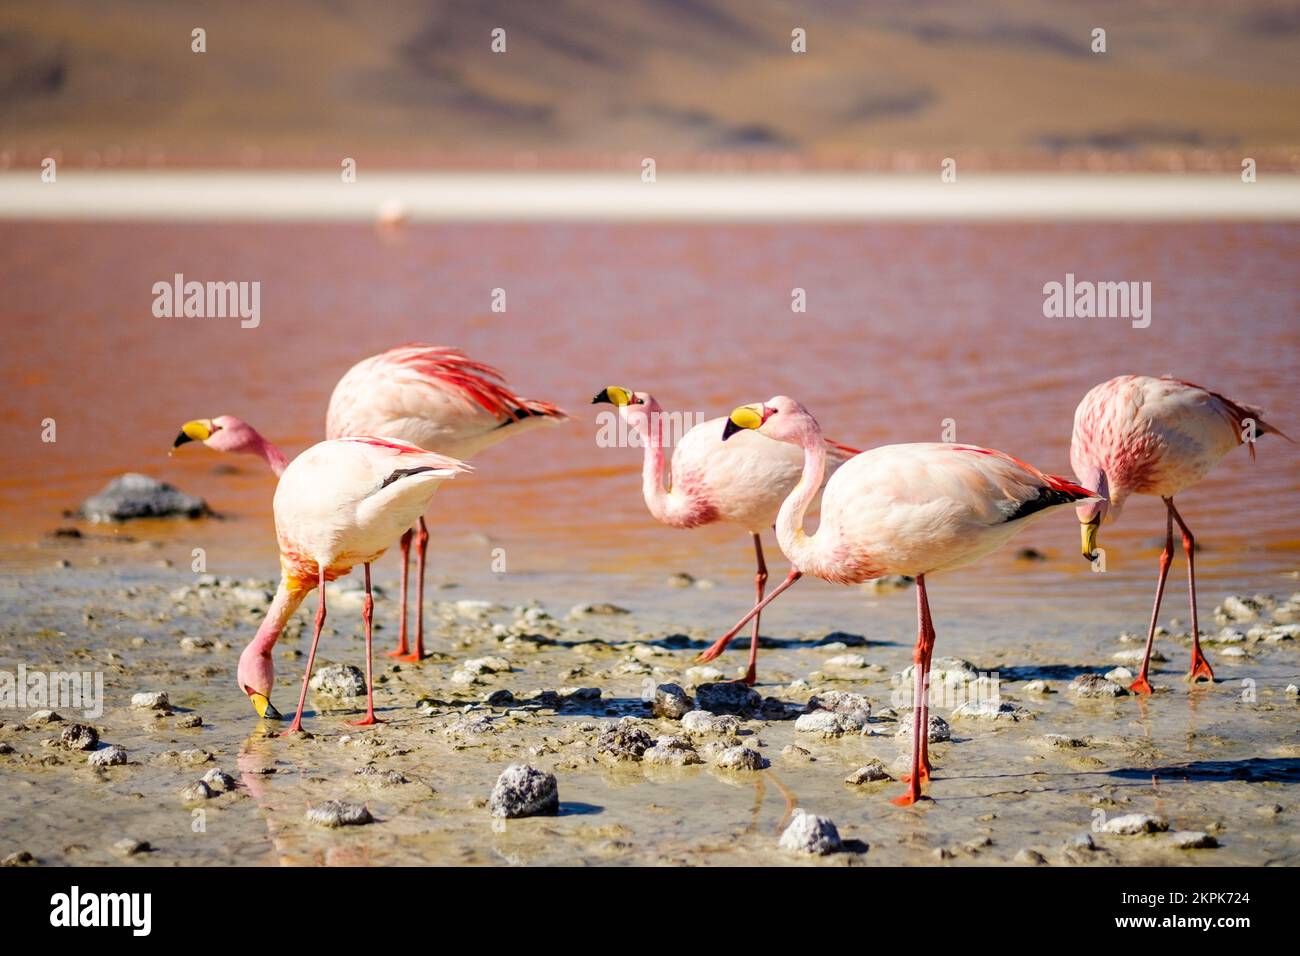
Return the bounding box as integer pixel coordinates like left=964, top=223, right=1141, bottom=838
left=461, top=656, right=513, bottom=675
left=781, top=745, right=814, bottom=762
left=695, top=682, right=761, bottom=716
left=652, top=683, right=693, bottom=719
left=445, top=714, right=496, bottom=738
left=1206, top=627, right=1246, bottom=644
left=898, top=657, right=979, bottom=688
left=488, top=764, right=559, bottom=818
left=2, top=851, right=36, bottom=866
left=806, top=690, right=872, bottom=725
left=1015, top=848, right=1048, bottom=865
left=180, top=780, right=215, bottom=802
left=305, top=800, right=373, bottom=827
left=679, top=710, right=741, bottom=737
left=1040, top=734, right=1087, bottom=749
left=1099, top=813, right=1168, bottom=835
left=1219, top=646, right=1247, bottom=658
left=684, top=665, right=725, bottom=685
left=1285, top=684, right=1299, bottom=698
left=1168, top=831, right=1218, bottom=849
left=1016, top=547, right=1048, bottom=561
left=174, top=714, right=203, bottom=728
left=78, top=472, right=208, bottom=522
left=1216, top=595, right=1264, bottom=623
left=713, top=746, right=767, bottom=771
left=569, top=603, right=629, bottom=617
left=454, top=599, right=500, bottom=619
left=642, top=735, right=703, bottom=766
left=1112, top=648, right=1167, bottom=663
left=1104, top=667, right=1133, bottom=683
left=949, top=700, right=1031, bottom=721
left=596, top=721, right=655, bottom=761
left=87, top=745, right=128, bottom=766
left=354, top=765, right=409, bottom=787
left=131, top=692, right=170, bottom=710
left=1022, top=680, right=1052, bottom=694
left=824, top=653, right=869, bottom=670
left=60, top=724, right=99, bottom=751
left=779, top=809, right=841, bottom=855
left=895, top=714, right=951, bottom=742
left=844, top=760, right=892, bottom=785
left=1065, top=832, right=1096, bottom=851
left=112, top=838, right=151, bottom=856
left=201, top=768, right=237, bottom=792
left=1069, top=674, right=1128, bottom=698
left=486, top=689, right=516, bottom=707
left=0, top=742, right=14, bottom=755
left=309, top=664, right=367, bottom=698
left=795, top=710, right=859, bottom=737
left=666, top=572, right=695, bottom=588
left=180, top=636, right=214, bottom=651
left=27, top=709, right=63, bottom=724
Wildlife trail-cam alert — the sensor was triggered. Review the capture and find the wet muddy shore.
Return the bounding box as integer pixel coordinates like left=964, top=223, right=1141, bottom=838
left=1, top=549, right=1296, bottom=868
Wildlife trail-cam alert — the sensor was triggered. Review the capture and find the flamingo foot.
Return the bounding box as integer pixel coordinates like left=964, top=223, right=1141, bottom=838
left=732, top=664, right=757, bottom=687
left=392, top=651, right=427, bottom=664
left=349, top=714, right=382, bottom=726
left=899, top=764, right=933, bottom=784
left=890, top=787, right=928, bottom=807
left=1128, top=675, right=1155, bottom=696
left=280, top=721, right=305, bottom=737
left=385, top=645, right=410, bottom=659
left=694, top=639, right=730, bottom=665
left=1188, top=653, right=1215, bottom=684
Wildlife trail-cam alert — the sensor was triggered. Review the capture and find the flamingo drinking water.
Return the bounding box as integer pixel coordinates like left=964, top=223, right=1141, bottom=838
left=713, top=396, right=1097, bottom=805
left=237, top=436, right=468, bottom=732
left=592, top=386, right=858, bottom=684
left=1071, top=374, right=1289, bottom=693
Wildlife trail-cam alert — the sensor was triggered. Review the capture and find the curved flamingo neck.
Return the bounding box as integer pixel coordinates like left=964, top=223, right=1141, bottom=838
left=630, top=398, right=694, bottom=526
left=776, top=423, right=829, bottom=575
left=249, top=431, right=290, bottom=477
left=245, top=578, right=307, bottom=661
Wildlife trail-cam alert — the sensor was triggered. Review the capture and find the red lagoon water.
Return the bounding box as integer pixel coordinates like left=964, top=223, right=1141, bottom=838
left=1, top=221, right=1297, bottom=611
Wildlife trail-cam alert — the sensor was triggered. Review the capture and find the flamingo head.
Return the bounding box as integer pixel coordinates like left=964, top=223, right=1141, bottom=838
left=172, top=415, right=262, bottom=456
left=591, top=386, right=646, bottom=409
left=1073, top=466, right=1111, bottom=561
left=722, top=395, right=815, bottom=445
left=592, top=386, right=660, bottom=437
left=236, top=641, right=281, bottom=720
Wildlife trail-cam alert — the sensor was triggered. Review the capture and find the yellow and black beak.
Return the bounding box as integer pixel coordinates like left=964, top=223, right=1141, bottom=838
left=591, top=386, right=633, bottom=407
left=722, top=404, right=764, bottom=441
left=173, top=419, right=213, bottom=449
left=247, top=692, right=282, bottom=720
left=1081, top=517, right=1101, bottom=561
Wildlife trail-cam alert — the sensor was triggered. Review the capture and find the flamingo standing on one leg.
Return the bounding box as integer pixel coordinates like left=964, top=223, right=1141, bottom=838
left=1071, top=374, right=1289, bottom=694
left=713, top=396, right=1097, bottom=805
left=237, top=436, right=469, bottom=732
left=592, top=386, right=858, bottom=684
left=174, top=344, right=567, bottom=663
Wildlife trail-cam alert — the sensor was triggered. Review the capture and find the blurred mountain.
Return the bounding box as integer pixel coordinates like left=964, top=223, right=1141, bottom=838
left=2, top=0, right=1298, bottom=169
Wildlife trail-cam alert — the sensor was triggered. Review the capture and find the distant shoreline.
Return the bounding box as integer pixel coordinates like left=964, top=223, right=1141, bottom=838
left=3, top=172, right=1299, bottom=222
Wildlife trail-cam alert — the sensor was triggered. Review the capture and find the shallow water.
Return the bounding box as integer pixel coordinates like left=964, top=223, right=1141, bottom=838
left=0, top=221, right=1296, bottom=865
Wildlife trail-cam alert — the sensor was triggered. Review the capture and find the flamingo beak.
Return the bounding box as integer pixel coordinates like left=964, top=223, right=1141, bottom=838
left=723, top=404, right=764, bottom=441
left=591, top=386, right=631, bottom=407
left=248, top=692, right=282, bottom=720
left=1081, top=518, right=1100, bottom=561
left=173, top=419, right=213, bottom=448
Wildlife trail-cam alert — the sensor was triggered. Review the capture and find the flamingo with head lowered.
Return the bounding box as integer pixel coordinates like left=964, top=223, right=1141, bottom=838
left=1071, top=374, right=1290, bottom=694
left=713, top=396, right=1096, bottom=805
left=174, top=344, right=567, bottom=663
left=591, top=386, right=859, bottom=684
left=238, top=436, right=468, bottom=732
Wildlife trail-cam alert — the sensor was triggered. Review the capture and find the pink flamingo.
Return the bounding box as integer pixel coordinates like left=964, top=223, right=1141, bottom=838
left=714, top=396, right=1096, bottom=805
left=1071, top=374, right=1289, bottom=694
left=592, top=386, right=858, bottom=684
left=174, top=344, right=567, bottom=662
left=237, top=436, right=468, bottom=731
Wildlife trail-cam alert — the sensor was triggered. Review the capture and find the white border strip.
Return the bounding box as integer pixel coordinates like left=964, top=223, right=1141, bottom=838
left=2, top=172, right=1298, bottom=221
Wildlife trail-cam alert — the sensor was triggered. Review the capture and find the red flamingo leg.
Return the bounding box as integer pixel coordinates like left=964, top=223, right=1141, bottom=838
left=1131, top=504, right=1175, bottom=695
left=351, top=563, right=382, bottom=726
left=896, top=574, right=935, bottom=795
left=697, top=569, right=802, bottom=664
left=394, top=517, right=430, bottom=663
left=1169, top=501, right=1214, bottom=684
left=283, top=567, right=327, bottom=736
left=386, top=527, right=414, bottom=658
left=739, top=533, right=768, bottom=686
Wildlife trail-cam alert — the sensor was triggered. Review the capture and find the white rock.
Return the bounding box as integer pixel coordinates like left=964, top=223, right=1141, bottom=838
left=1169, top=830, right=1218, bottom=849
left=950, top=700, right=1031, bottom=721
left=794, top=710, right=858, bottom=737
left=779, top=809, right=841, bottom=855
left=1099, top=813, right=1168, bottom=835
left=1113, top=648, right=1167, bottom=663
left=131, top=692, right=169, bottom=710
left=679, top=710, right=740, bottom=737
left=712, top=746, right=766, bottom=771
left=87, top=745, right=128, bottom=766
left=824, top=653, right=868, bottom=670
left=1022, top=680, right=1052, bottom=694
left=684, top=665, right=725, bottom=685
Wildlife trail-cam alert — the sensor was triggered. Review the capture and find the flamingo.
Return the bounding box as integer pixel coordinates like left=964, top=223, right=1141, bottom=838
left=173, top=344, right=567, bottom=662
left=712, top=396, right=1097, bottom=805
left=237, top=436, right=468, bottom=732
left=1071, top=374, right=1289, bottom=694
left=591, top=386, right=859, bottom=684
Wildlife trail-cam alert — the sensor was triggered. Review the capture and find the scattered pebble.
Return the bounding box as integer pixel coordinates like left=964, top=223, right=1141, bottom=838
left=309, top=664, right=367, bottom=698
left=1112, top=648, right=1166, bottom=664
left=488, top=764, right=559, bottom=818
left=1069, top=674, right=1128, bottom=698
left=354, top=766, right=409, bottom=787
left=781, top=744, right=814, bottom=762
left=713, top=746, right=767, bottom=771
left=131, top=692, right=170, bottom=710
left=824, top=653, right=869, bottom=670
left=174, top=714, right=203, bottom=728
left=795, top=710, right=860, bottom=737
left=2, top=851, right=35, bottom=866
left=683, top=665, right=725, bottom=685
left=949, top=700, right=1031, bottom=721
left=805, top=690, right=872, bottom=725
left=679, top=710, right=740, bottom=737
left=112, top=838, right=151, bottom=856
left=1015, top=848, right=1048, bottom=865
left=1022, top=680, right=1052, bottom=694
left=844, top=760, right=892, bottom=785
left=695, top=682, right=761, bottom=716
left=87, top=745, right=128, bottom=767
left=79, top=473, right=208, bottom=522
left=305, top=800, right=374, bottom=827
left=27, top=710, right=63, bottom=724
left=569, top=603, right=629, bottom=617
left=180, top=780, right=215, bottom=803
left=652, top=683, right=693, bottom=720
left=779, top=810, right=841, bottom=855
left=642, top=735, right=703, bottom=766
left=1099, top=813, right=1168, bottom=835
left=201, top=768, right=237, bottom=792
left=895, top=714, right=951, bottom=742
left=1168, top=831, right=1218, bottom=849
left=59, top=724, right=99, bottom=751
left=596, top=721, right=655, bottom=761
left=1040, top=734, right=1087, bottom=749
